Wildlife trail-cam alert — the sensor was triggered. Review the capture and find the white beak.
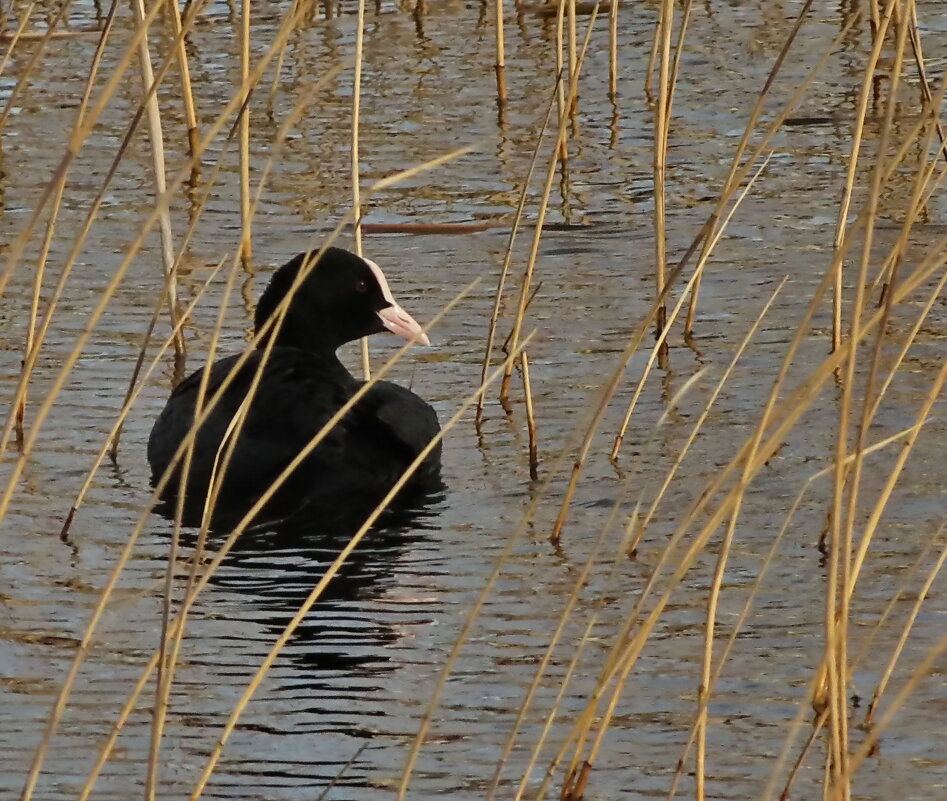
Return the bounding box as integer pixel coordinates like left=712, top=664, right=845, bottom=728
left=378, top=304, right=431, bottom=346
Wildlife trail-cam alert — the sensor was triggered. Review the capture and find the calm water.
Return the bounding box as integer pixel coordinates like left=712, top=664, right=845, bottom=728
left=2, top=1, right=947, bottom=800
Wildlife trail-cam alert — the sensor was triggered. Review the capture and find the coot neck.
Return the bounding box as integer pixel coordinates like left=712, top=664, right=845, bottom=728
left=253, top=333, right=351, bottom=374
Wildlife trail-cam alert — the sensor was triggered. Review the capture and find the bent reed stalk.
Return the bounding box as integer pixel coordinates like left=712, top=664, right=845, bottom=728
left=3, top=2, right=947, bottom=801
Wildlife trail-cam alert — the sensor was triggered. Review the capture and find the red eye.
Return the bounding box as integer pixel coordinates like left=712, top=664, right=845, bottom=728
left=355, top=279, right=369, bottom=293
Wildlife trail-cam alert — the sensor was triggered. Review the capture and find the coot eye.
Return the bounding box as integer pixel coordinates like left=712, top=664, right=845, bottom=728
left=355, top=279, right=369, bottom=293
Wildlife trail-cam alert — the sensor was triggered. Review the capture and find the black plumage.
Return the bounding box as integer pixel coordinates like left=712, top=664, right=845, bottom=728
left=148, top=247, right=441, bottom=526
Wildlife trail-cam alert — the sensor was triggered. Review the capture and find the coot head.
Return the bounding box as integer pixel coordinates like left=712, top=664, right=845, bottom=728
left=254, top=247, right=430, bottom=352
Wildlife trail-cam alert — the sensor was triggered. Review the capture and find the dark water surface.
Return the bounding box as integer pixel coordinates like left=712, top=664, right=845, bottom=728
left=3, top=1, right=947, bottom=800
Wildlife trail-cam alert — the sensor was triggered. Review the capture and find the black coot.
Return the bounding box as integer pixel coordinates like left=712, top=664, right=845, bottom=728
left=147, top=246, right=441, bottom=526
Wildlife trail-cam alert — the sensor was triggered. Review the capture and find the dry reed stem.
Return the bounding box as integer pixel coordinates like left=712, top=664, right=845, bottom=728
left=352, top=0, right=371, bottom=379
left=0, top=1, right=68, bottom=131
left=315, top=742, right=369, bottom=801
left=0, top=0, right=319, bottom=530
left=66, top=149, right=480, bottom=794
left=650, top=0, right=672, bottom=359
left=552, top=0, right=566, bottom=164
left=555, top=153, right=770, bottom=550
left=567, top=0, right=577, bottom=122
left=0, top=3, right=36, bottom=79
left=864, top=523, right=947, bottom=725
left=683, top=0, right=817, bottom=339
left=16, top=0, right=118, bottom=446
left=495, top=0, right=507, bottom=105
left=476, top=80, right=558, bottom=428
left=831, top=0, right=898, bottom=354
left=548, top=223, right=947, bottom=799
left=825, top=9, right=909, bottom=793
left=15, top=11, right=372, bottom=795
left=164, top=0, right=201, bottom=157
left=780, top=710, right=829, bottom=801
left=189, top=333, right=529, bottom=801
left=642, top=2, right=658, bottom=105
left=500, top=10, right=597, bottom=409
left=610, top=153, right=773, bottom=465
left=607, top=0, right=618, bottom=96
left=521, top=350, right=539, bottom=478
left=239, top=0, right=252, bottom=263
left=398, top=366, right=596, bottom=801
left=132, top=0, right=186, bottom=393
left=506, top=374, right=708, bottom=801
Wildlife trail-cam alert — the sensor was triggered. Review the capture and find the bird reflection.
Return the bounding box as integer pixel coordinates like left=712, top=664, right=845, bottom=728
left=169, top=491, right=445, bottom=683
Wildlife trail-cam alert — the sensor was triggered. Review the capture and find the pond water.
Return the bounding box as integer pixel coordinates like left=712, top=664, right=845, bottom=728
left=2, top=1, right=947, bottom=800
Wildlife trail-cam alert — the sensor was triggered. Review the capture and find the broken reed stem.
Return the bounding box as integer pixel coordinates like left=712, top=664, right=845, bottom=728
left=521, top=350, right=538, bottom=479
left=476, top=80, right=557, bottom=429
left=239, top=0, right=252, bottom=264
left=500, top=12, right=597, bottom=410
left=495, top=0, right=507, bottom=106
left=164, top=0, right=201, bottom=158
left=352, top=0, right=371, bottom=379
left=607, top=0, right=618, bottom=96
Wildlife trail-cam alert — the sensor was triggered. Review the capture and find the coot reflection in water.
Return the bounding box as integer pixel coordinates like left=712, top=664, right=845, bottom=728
left=168, top=490, right=446, bottom=753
